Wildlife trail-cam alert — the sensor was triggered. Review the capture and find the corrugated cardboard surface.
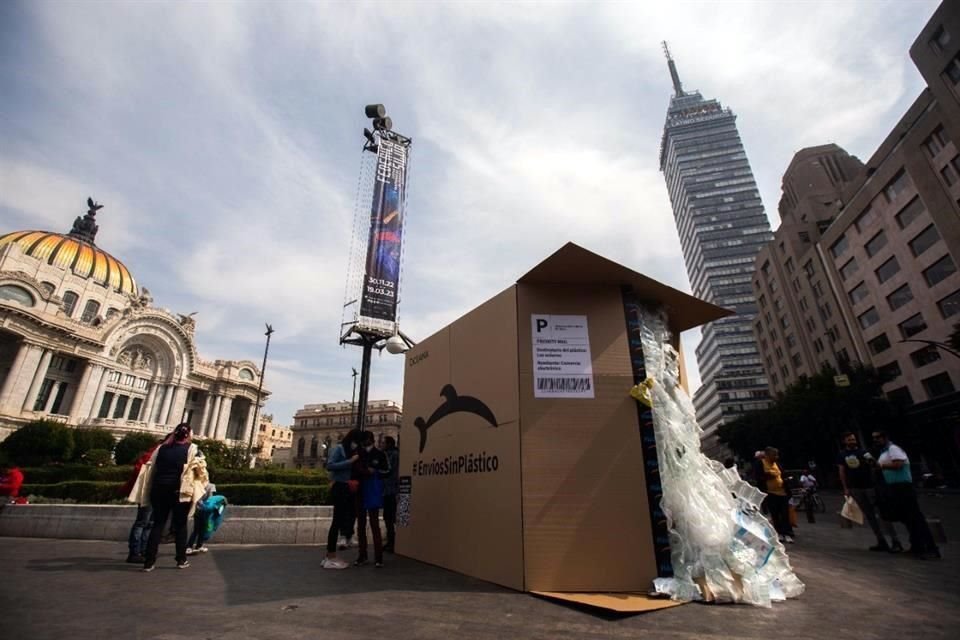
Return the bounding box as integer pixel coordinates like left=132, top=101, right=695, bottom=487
left=516, top=242, right=730, bottom=332
left=531, top=591, right=684, bottom=613
left=517, top=283, right=658, bottom=592
left=397, top=288, right=524, bottom=591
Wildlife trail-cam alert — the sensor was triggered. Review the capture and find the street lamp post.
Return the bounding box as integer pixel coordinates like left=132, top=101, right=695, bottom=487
left=247, top=323, right=275, bottom=467
left=350, top=367, right=358, bottom=427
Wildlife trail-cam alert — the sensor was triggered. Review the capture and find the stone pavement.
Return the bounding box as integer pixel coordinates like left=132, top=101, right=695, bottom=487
left=1, top=493, right=957, bottom=640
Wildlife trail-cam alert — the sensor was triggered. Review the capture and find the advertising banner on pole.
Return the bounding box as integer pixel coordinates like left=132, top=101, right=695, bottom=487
left=359, top=137, right=408, bottom=332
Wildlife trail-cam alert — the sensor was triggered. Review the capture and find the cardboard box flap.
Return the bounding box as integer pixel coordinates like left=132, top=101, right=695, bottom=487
left=531, top=591, right=684, bottom=614
left=516, top=242, right=730, bottom=332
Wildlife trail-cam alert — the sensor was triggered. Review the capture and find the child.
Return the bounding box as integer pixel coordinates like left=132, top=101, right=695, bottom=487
left=187, top=482, right=224, bottom=555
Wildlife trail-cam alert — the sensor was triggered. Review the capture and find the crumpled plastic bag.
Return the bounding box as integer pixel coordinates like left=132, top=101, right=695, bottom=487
left=636, top=307, right=804, bottom=607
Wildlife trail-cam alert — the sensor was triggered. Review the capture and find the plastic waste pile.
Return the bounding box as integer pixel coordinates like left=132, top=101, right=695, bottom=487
left=634, top=307, right=804, bottom=607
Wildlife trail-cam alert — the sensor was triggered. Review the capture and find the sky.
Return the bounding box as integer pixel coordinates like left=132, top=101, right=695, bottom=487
left=0, top=0, right=939, bottom=425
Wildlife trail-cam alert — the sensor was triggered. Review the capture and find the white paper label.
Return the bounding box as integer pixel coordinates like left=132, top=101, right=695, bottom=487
left=531, top=314, right=595, bottom=399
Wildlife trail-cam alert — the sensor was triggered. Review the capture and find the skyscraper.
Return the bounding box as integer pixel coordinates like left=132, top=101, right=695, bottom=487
left=658, top=44, right=773, bottom=456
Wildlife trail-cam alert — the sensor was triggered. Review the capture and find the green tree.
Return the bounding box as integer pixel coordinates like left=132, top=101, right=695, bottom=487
left=718, top=364, right=903, bottom=470
left=0, top=420, right=75, bottom=466
left=114, top=432, right=161, bottom=465
left=195, top=438, right=252, bottom=471
left=72, top=428, right=116, bottom=462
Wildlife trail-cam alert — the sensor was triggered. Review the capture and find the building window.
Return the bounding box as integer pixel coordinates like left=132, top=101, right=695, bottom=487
left=798, top=297, right=809, bottom=312
left=780, top=315, right=790, bottom=329
left=830, top=235, right=849, bottom=259
left=813, top=281, right=824, bottom=298
left=775, top=346, right=784, bottom=359
left=910, top=224, right=941, bottom=257
left=865, top=231, right=888, bottom=258
left=837, top=348, right=850, bottom=364
left=854, top=207, right=878, bottom=232
left=310, top=438, right=318, bottom=458
left=297, top=437, right=305, bottom=457
left=770, top=279, right=779, bottom=293
left=848, top=282, right=869, bottom=305
left=840, top=257, right=858, bottom=280
left=97, top=392, right=114, bottom=418
left=122, top=374, right=135, bottom=386
left=876, top=257, right=901, bottom=284
left=946, top=52, right=960, bottom=84
left=827, top=326, right=839, bottom=343
left=942, top=161, right=960, bottom=186
left=774, top=297, right=784, bottom=311
left=803, top=260, right=815, bottom=278
left=786, top=334, right=797, bottom=348
left=895, top=197, right=925, bottom=229
left=922, top=372, right=956, bottom=398
left=799, top=231, right=811, bottom=244
left=791, top=353, right=802, bottom=367
left=910, top=345, right=942, bottom=368
left=931, top=25, right=951, bottom=53
left=877, top=361, right=902, bottom=382
left=759, top=294, right=767, bottom=308
left=886, top=284, right=914, bottom=311
left=925, top=126, right=949, bottom=157
left=80, top=299, right=101, bottom=324
left=108, top=371, right=121, bottom=383
left=761, top=260, right=771, bottom=277
left=899, top=313, right=928, bottom=339
left=813, top=338, right=824, bottom=353
left=937, top=289, right=960, bottom=318
left=129, top=397, right=144, bottom=421
left=792, top=277, right=801, bottom=293
left=883, top=170, right=910, bottom=202
left=61, top=291, right=79, bottom=317
left=923, top=254, right=957, bottom=287
left=858, top=307, right=880, bottom=329
left=887, top=386, right=914, bottom=406
left=868, top=333, right=891, bottom=355
left=113, top=395, right=129, bottom=419
left=785, top=258, right=795, bottom=274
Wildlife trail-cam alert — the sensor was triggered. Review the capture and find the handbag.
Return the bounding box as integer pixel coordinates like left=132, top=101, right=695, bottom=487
left=840, top=496, right=864, bottom=525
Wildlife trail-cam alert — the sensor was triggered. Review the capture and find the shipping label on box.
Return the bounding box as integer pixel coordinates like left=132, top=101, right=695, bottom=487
left=531, top=314, right=595, bottom=398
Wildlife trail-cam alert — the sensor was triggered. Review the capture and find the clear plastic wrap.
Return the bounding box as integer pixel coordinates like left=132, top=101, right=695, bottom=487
left=636, top=307, right=804, bottom=607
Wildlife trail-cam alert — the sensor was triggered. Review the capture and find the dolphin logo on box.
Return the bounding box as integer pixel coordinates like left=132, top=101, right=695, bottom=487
left=414, top=384, right=498, bottom=453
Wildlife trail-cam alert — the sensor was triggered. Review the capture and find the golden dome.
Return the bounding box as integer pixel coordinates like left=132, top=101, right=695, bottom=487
left=0, top=230, right=138, bottom=296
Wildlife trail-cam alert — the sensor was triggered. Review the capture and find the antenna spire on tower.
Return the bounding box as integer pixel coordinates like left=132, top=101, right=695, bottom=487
left=662, top=41, right=685, bottom=97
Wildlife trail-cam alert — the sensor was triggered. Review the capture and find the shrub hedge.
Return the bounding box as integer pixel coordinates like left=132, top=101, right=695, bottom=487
left=19, top=465, right=327, bottom=485
left=22, top=481, right=329, bottom=505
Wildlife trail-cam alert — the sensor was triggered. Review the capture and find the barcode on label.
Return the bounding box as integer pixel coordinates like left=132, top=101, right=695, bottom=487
left=536, top=377, right=592, bottom=392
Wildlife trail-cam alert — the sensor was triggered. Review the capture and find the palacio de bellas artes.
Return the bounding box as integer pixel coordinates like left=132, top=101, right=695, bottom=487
left=0, top=199, right=269, bottom=443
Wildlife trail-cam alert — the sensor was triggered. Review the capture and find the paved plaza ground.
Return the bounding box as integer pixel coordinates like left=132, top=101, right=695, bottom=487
left=1, top=493, right=958, bottom=640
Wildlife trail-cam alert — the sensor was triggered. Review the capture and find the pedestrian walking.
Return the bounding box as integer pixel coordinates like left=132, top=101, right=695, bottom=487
left=322, top=430, right=360, bottom=570
left=382, top=436, right=399, bottom=553
left=872, top=432, right=941, bottom=560
left=761, top=447, right=795, bottom=543
left=837, top=432, right=902, bottom=552
left=127, top=423, right=209, bottom=572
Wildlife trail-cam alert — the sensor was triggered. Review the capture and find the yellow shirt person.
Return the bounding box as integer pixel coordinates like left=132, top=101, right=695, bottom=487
left=763, top=458, right=787, bottom=496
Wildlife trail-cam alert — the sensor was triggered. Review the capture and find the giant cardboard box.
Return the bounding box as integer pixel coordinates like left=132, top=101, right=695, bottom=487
left=397, top=243, right=728, bottom=595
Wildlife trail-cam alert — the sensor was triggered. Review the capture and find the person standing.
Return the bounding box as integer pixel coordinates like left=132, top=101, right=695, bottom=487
left=355, top=431, right=390, bottom=568
left=322, top=430, right=360, bottom=570
left=761, top=447, right=794, bottom=543
left=382, top=436, right=399, bottom=554
left=120, top=439, right=165, bottom=564
left=872, top=432, right=940, bottom=560
left=128, top=423, right=208, bottom=571
left=837, top=432, right=902, bottom=552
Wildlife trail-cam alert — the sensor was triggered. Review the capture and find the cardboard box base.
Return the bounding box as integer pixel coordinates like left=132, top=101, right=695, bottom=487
left=531, top=591, right=684, bottom=614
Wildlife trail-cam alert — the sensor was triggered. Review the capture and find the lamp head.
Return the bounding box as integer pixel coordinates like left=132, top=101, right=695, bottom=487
left=385, top=334, right=408, bottom=355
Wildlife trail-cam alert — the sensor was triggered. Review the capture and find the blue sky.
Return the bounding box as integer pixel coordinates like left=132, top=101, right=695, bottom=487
left=0, top=0, right=938, bottom=425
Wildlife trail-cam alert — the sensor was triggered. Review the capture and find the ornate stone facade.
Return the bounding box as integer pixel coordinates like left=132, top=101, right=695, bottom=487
left=291, top=399, right=401, bottom=469
left=255, top=413, right=293, bottom=465
left=0, top=202, right=270, bottom=444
